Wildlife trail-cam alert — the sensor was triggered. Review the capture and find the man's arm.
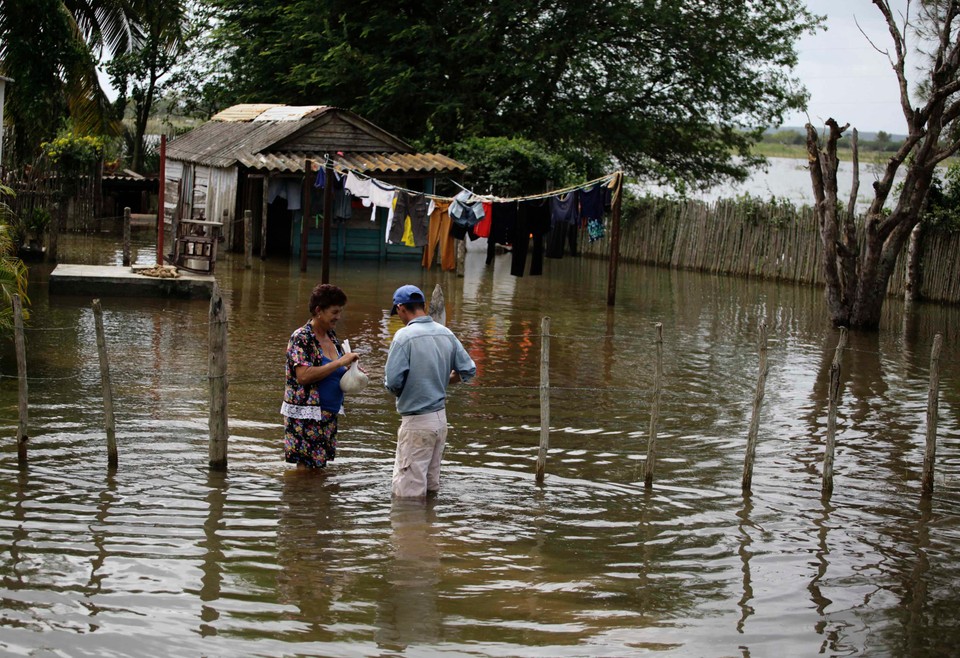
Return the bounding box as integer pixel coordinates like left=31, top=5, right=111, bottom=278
left=384, top=340, right=410, bottom=396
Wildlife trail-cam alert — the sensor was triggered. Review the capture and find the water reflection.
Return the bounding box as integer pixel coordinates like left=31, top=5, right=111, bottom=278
left=0, top=236, right=958, bottom=656
left=275, top=470, right=342, bottom=627
left=199, top=471, right=226, bottom=637
left=374, top=498, right=441, bottom=651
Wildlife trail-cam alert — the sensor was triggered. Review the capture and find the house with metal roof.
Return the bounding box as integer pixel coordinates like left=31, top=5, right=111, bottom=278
left=163, top=104, right=467, bottom=260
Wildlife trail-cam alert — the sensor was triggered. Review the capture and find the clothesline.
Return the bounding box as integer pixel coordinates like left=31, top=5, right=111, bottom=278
left=319, top=155, right=621, bottom=204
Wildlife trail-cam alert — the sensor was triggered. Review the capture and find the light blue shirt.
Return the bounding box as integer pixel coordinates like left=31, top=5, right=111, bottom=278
left=384, top=316, right=476, bottom=415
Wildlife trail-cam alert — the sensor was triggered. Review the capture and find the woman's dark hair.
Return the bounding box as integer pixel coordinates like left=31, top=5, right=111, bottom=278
left=309, top=284, right=347, bottom=315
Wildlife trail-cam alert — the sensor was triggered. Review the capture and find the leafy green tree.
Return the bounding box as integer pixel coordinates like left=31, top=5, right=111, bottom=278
left=446, top=136, right=584, bottom=197
left=0, top=0, right=136, bottom=164
left=107, top=0, right=193, bottom=173
left=193, top=0, right=819, bottom=189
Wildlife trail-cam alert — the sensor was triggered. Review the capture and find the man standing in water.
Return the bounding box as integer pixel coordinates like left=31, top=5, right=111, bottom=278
left=384, top=285, right=476, bottom=498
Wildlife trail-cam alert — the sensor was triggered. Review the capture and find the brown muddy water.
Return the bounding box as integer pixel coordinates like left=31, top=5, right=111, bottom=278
left=1, top=231, right=958, bottom=657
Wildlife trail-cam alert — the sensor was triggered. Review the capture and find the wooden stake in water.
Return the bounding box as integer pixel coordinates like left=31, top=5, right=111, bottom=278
left=822, top=327, right=848, bottom=498
left=13, top=294, right=28, bottom=466
left=244, top=210, right=253, bottom=269
left=742, top=323, right=769, bottom=492
left=644, top=322, right=663, bottom=489
left=429, top=283, right=446, bottom=326
left=208, top=283, right=229, bottom=470
left=922, top=333, right=943, bottom=496
left=536, top=316, right=551, bottom=484
left=92, top=299, right=118, bottom=468
left=122, top=207, right=132, bottom=267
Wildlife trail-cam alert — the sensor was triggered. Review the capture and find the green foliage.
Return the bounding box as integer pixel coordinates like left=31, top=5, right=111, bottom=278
left=107, top=0, right=193, bottom=173
left=41, top=134, right=105, bottom=168
left=0, top=0, right=133, bottom=165
left=0, top=185, right=31, bottom=331
left=446, top=137, right=585, bottom=197
left=194, top=0, right=820, bottom=188
left=921, top=162, right=960, bottom=233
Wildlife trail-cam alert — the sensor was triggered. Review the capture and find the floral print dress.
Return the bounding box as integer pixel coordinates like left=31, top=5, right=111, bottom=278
left=281, top=322, right=345, bottom=468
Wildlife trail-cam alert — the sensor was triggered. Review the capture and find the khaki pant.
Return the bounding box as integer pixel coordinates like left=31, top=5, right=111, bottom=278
left=392, top=410, right=448, bottom=498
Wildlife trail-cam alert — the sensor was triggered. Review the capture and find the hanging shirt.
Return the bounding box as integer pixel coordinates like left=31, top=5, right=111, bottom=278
left=344, top=172, right=372, bottom=200
left=549, top=191, right=579, bottom=227
left=473, top=202, right=493, bottom=238
left=579, top=184, right=607, bottom=221
left=449, top=190, right=486, bottom=226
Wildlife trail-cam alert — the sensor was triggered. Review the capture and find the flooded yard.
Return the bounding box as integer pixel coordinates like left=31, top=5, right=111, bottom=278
left=1, top=232, right=958, bottom=656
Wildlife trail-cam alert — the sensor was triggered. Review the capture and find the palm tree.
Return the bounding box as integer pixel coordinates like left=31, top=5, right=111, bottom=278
left=0, top=0, right=137, bottom=164
left=0, top=184, right=30, bottom=332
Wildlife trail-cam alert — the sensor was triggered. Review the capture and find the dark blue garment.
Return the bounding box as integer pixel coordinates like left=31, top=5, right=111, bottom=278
left=580, top=184, right=606, bottom=220
left=486, top=201, right=518, bottom=264
left=549, top=191, right=580, bottom=227
left=512, top=199, right=550, bottom=277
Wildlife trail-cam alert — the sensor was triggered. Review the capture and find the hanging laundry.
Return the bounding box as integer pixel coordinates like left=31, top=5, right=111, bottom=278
left=344, top=171, right=372, bottom=200
left=545, top=191, right=579, bottom=259
left=367, top=179, right=396, bottom=211
left=550, top=191, right=580, bottom=227
left=389, top=191, right=429, bottom=246
left=486, top=201, right=518, bottom=265
left=579, top=183, right=607, bottom=221
left=401, top=215, right=416, bottom=246
left=473, top=202, right=493, bottom=238
left=448, top=190, right=485, bottom=227
left=268, top=178, right=287, bottom=204
left=588, top=217, right=606, bottom=242
left=285, top=179, right=303, bottom=211
left=423, top=199, right=456, bottom=271
left=511, top=199, right=550, bottom=277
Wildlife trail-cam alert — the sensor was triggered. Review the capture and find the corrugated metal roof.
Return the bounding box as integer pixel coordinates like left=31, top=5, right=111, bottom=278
left=253, top=105, right=329, bottom=122
left=168, top=104, right=467, bottom=174
left=211, top=104, right=283, bottom=122
left=236, top=151, right=467, bottom=174
left=336, top=152, right=467, bottom=174
left=166, top=119, right=316, bottom=168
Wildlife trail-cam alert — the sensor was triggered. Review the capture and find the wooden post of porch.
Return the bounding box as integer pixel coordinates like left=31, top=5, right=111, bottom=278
left=322, top=159, right=334, bottom=284
left=260, top=177, right=269, bottom=260
left=300, top=160, right=311, bottom=273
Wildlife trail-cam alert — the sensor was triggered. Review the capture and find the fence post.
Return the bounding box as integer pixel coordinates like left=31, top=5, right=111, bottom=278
left=644, top=322, right=663, bottom=489
left=92, top=299, right=118, bottom=468
left=208, top=283, right=229, bottom=470
left=536, top=316, right=551, bottom=483
left=822, top=327, right=848, bottom=498
left=922, top=333, right=943, bottom=496
left=742, top=323, right=769, bottom=492
left=244, top=210, right=253, bottom=269
left=122, top=207, right=131, bottom=267
left=13, top=294, right=28, bottom=466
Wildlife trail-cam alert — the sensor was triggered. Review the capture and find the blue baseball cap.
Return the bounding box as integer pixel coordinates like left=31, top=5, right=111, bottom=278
left=390, top=285, right=425, bottom=315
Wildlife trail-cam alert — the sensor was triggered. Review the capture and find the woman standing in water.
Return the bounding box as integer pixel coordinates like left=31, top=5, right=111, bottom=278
left=281, top=283, right=360, bottom=468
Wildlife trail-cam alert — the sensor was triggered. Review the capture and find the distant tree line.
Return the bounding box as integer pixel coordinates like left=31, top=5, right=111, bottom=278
left=763, top=128, right=903, bottom=153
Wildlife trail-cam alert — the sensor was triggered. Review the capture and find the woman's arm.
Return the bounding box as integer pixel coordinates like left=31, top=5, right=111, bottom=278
left=295, top=353, right=359, bottom=385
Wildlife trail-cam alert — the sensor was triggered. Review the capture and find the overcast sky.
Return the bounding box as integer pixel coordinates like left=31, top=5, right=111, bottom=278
left=783, top=0, right=916, bottom=133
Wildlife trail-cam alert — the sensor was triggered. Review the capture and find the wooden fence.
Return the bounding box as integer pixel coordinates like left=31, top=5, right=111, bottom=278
left=580, top=197, right=960, bottom=304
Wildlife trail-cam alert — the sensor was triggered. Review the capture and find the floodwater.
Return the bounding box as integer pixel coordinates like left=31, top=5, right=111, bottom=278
left=634, top=156, right=904, bottom=213
left=1, top=231, right=958, bottom=657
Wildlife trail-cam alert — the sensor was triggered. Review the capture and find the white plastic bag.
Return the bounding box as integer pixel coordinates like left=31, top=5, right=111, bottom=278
left=339, top=339, right=369, bottom=393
